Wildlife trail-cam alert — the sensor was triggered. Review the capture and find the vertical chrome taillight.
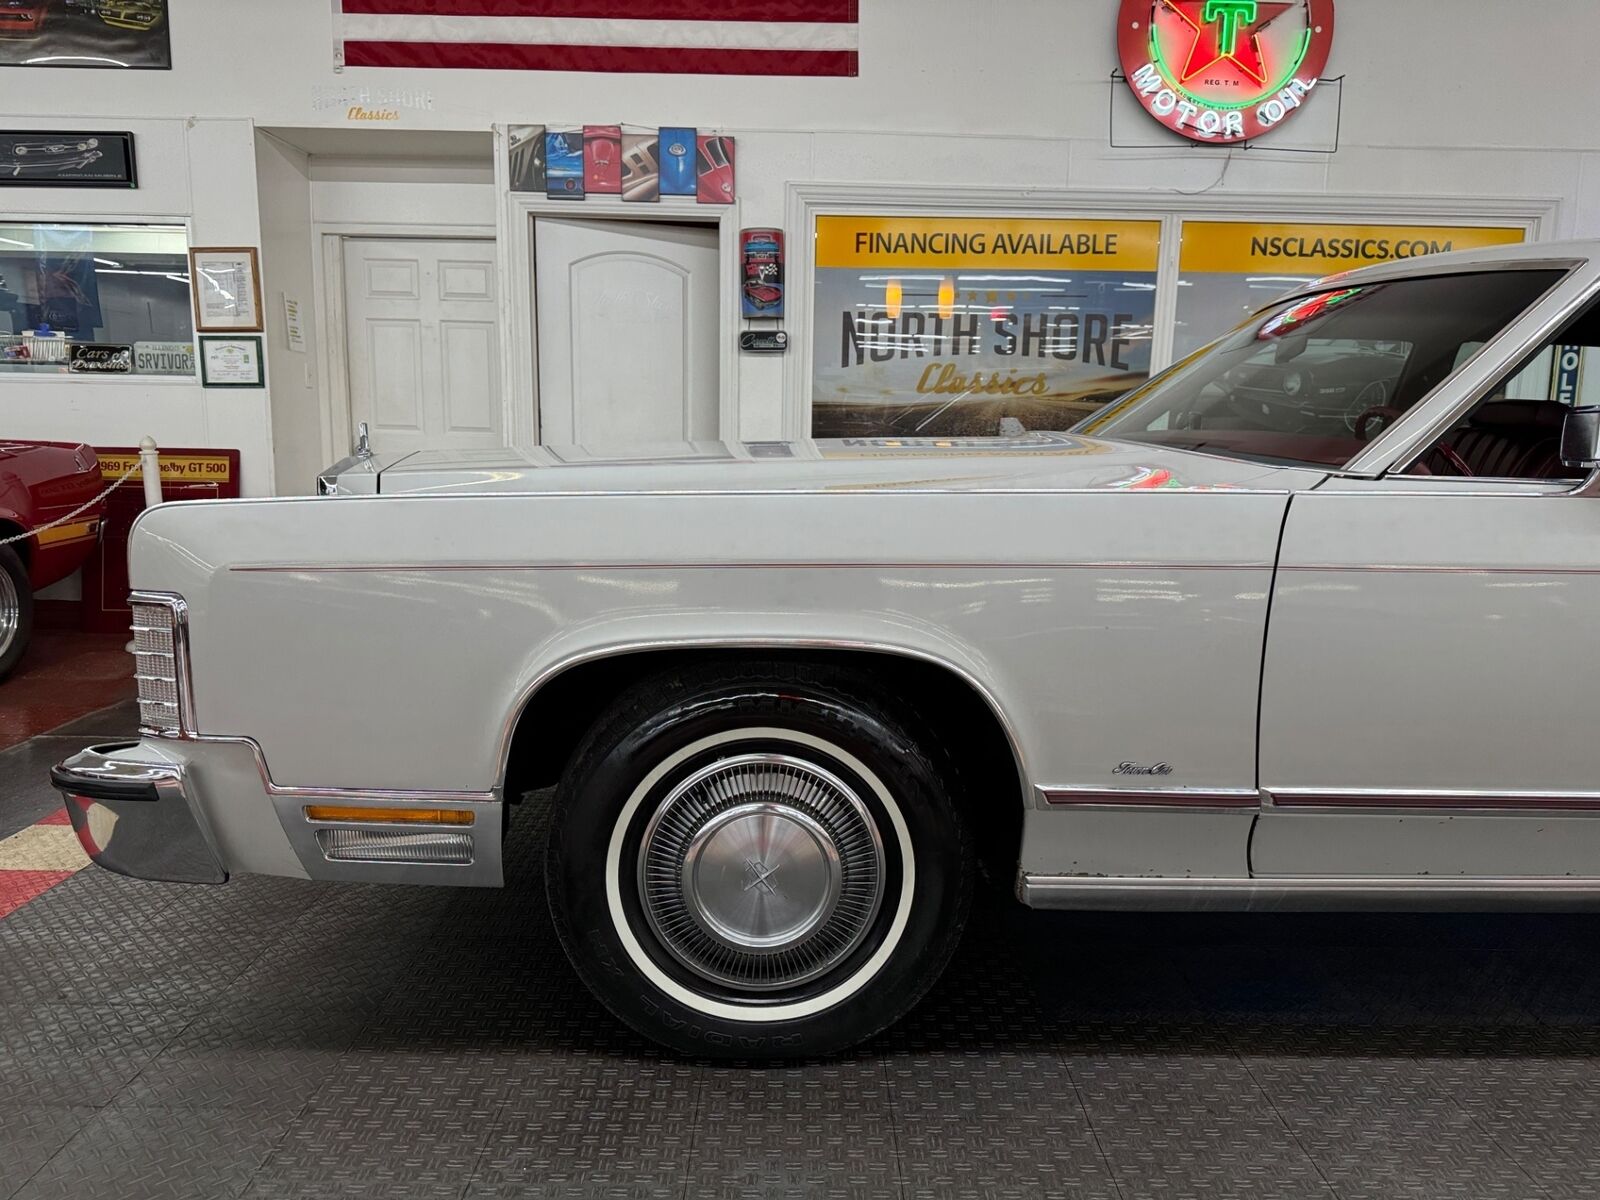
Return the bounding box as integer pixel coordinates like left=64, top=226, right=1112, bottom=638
left=129, top=594, right=188, bottom=736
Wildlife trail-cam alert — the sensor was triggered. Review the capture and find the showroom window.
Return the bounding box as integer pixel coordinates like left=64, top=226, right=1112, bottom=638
left=1172, top=221, right=1529, bottom=358
left=810, top=215, right=1162, bottom=438
left=0, top=222, right=194, bottom=376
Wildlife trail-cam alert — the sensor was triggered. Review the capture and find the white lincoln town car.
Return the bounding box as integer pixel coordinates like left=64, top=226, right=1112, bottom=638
left=53, top=240, right=1600, bottom=1056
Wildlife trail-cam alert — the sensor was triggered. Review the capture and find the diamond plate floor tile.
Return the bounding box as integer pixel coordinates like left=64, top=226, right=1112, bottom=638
left=0, top=1105, right=97, bottom=1200
left=1065, top=1046, right=1338, bottom=1199
left=685, top=1056, right=903, bottom=1199
left=119, top=999, right=371, bottom=1111
left=0, top=1001, right=200, bottom=1106
left=464, top=1057, right=702, bottom=1198
left=0, top=920, right=276, bottom=1009
left=885, top=1050, right=1120, bottom=1200
left=1407, top=1040, right=1600, bottom=1199
left=226, top=925, right=422, bottom=1010
left=11, top=1098, right=298, bottom=1200
left=243, top=1089, right=501, bottom=1200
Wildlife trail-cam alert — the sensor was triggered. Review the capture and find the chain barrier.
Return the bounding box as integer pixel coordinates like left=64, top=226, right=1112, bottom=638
left=0, top=462, right=142, bottom=549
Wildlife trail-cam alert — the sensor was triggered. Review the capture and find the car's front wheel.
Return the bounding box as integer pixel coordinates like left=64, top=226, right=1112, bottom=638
left=0, top=546, right=34, bottom=680
left=546, top=662, right=972, bottom=1058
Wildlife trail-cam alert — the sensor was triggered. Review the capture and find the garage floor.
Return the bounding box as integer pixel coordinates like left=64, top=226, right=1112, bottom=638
left=6, top=702, right=1600, bottom=1199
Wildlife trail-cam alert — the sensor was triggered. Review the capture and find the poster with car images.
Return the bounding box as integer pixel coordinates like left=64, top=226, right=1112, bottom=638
left=811, top=216, right=1161, bottom=438
left=583, top=125, right=621, bottom=194
left=508, top=125, right=733, bottom=204
left=0, top=1, right=170, bottom=70
left=620, top=130, right=659, bottom=202
left=695, top=135, right=735, bottom=205
left=545, top=129, right=584, bottom=200
left=657, top=128, right=696, bottom=196
left=1171, top=221, right=1529, bottom=358
left=0, top=130, right=135, bottom=187
left=507, top=125, right=546, bottom=192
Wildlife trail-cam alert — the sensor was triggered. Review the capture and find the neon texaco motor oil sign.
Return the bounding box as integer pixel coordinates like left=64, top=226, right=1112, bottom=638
left=1117, top=0, right=1336, bottom=143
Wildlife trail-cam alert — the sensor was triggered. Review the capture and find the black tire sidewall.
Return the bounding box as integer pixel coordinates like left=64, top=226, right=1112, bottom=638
left=548, top=672, right=969, bottom=1058
left=0, top=545, right=33, bottom=680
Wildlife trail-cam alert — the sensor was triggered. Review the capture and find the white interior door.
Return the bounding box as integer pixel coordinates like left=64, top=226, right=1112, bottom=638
left=343, top=237, right=502, bottom=457
left=534, top=217, right=719, bottom=446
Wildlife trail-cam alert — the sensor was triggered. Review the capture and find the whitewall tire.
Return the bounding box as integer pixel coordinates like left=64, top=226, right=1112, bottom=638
left=546, top=662, right=972, bottom=1058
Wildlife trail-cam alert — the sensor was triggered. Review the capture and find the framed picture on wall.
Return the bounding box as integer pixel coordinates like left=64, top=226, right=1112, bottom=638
left=0, top=131, right=137, bottom=188
left=198, top=335, right=264, bottom=388
left=0, top=1, right=172, bottom=71
left=189, top=247, right=263, bottom=332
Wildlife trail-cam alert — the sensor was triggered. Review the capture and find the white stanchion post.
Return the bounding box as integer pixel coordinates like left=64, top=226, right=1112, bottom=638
left=138, top=436, right=162, bottom=509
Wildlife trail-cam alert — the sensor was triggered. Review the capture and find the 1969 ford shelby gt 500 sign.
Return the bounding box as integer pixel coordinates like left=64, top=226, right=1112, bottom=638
left=52, top=241, right=1600, bottom=1056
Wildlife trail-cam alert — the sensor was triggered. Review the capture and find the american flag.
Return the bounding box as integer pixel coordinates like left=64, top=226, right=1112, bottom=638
left=336, top=1, right=859, bottom=76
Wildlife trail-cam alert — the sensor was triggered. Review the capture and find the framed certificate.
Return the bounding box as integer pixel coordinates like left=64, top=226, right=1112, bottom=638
left=198, top=335, right=265, bottom=388
left=190, top=247, right=263, bottom=332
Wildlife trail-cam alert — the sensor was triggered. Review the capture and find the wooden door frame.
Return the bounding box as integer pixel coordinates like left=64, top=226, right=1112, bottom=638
left=316, top=223, right=497, bottom=467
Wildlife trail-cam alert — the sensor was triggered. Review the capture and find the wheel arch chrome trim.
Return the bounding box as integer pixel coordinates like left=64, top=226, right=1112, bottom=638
left=495, top=636, right=1035, bottom=809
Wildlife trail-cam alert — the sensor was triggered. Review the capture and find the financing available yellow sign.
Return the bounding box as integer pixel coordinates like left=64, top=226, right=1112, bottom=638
left=816, top=216, right=1161, bottom=272
left=1180, top=222, right=1527, bottom=276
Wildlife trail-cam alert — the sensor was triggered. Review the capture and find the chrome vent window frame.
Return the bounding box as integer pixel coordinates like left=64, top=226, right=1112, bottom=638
left=129, top=590, right=196, bottom=739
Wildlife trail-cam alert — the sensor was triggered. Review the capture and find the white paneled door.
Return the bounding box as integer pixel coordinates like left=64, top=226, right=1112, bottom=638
left=534, top=218, right=719, bottom=446
left=343, top=238, right=503, bottom=457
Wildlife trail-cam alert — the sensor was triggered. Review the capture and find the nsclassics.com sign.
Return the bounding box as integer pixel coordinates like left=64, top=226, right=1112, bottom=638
left=1117, top=0, right=1336, bottom=143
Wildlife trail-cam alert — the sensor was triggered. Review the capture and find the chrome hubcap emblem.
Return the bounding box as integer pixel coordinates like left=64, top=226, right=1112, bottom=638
left=638, top=753, right=886, bottom=992
left=682, top=802, right=839, bottom=952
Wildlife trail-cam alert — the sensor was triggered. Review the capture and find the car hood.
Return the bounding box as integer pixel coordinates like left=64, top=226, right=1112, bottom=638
left=351, top=433, right=1325, bottom=497
left=0, top=440, right=89, bottom=464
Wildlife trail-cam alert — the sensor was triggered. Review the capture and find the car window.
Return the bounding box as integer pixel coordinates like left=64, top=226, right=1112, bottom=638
left=1411, top=299, right=1600, bottom=481
left=1081, top=270, right=1563, bottom=469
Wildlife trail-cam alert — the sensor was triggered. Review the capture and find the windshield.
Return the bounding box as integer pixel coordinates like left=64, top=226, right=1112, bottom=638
left=1079, top=270, right=1563, bottom=468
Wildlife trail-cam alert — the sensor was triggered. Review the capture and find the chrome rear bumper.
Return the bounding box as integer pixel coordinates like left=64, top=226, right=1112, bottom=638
left=50, top=742, right=227, bottom=884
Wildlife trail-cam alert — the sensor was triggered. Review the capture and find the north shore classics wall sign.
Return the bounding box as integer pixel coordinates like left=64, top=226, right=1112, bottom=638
left=1117, top=0, right=1335, bottom=143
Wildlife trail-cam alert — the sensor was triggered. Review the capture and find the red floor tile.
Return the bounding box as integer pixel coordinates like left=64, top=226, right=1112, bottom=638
left=0, top=629, right=134, bottom=751
left=0, top=868, right=75, bottom=919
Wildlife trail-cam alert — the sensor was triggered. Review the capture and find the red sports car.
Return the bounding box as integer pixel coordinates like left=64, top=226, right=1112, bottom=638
left=0, top=1, right=46, bottom=37
left=0, top=441, right=106, bottom=678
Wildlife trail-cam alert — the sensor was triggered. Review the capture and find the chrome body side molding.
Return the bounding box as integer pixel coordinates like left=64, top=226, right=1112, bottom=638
left=1268, top=788, right=1600, bottom=811
left=1019, top=873, right=1600, bottom=912
left=1040, top=785, right=1260, bottom=810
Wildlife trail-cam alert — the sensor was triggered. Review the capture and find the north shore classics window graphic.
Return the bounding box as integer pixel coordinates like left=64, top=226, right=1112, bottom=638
left=1117, top=0, right=1335, bottom=143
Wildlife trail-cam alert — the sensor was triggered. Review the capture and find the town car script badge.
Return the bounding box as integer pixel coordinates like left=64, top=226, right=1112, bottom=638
left=1117, top=0, right=1336, bottom=143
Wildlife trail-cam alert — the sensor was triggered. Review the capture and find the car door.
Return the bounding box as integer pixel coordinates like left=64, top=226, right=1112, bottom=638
left=1256, top=268, right=1600, bottom=881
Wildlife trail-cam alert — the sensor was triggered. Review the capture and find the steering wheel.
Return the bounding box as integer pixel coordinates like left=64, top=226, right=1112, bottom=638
left=1352, top=405, right=1402, bottom=443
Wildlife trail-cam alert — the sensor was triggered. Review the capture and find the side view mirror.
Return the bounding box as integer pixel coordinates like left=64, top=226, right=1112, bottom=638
left=1560, top=405, right=1600, bottom=470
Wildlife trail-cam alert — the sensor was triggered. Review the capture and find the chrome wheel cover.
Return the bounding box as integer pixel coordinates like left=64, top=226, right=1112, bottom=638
left=0, top=564, right=18, bottom=658
left=637, top=753, right=886, bottom=992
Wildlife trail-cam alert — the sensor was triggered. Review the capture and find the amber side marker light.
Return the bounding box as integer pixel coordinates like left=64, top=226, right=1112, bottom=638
left=303, top=805, right=475, bottom=827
